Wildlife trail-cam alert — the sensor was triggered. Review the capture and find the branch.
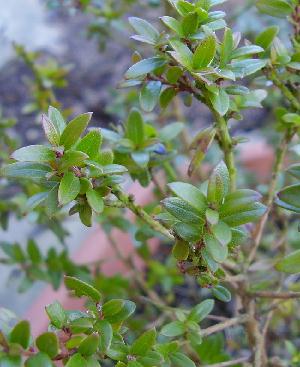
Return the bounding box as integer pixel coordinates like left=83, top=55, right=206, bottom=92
left=201, top=315, right=249, bottom=337
left=251, top=291, right=300, bottom=299
left=202, top=356, right=250, bottom=367
left=111, top=186, right=175, bottom=241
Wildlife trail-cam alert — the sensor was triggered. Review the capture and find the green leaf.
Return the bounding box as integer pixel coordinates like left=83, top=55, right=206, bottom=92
left=205, top=208, right=219, bottom=225
left=131, top=151, right=150, bottom=168
left=255, top=26, right=279, bottom=49
left=193, top=35, right=216, bottom=69
left=102, top=164, right=127, bottom=175
left=160, top=87, right=177, bottom=109
left=276, top=184, right=300, bottom=211
left=103, top=300, right=136, bottom=324
left=220, top=28, right=233, bottom=67
left=161, top=321, right=185, bottom=337
left=209, top=89, right=229, bottom=116
left=9, top=320, right=30, bottom=349
left=221, top=202, right=266, bottom=227
left=64, top=276, right=101, bottom=303
left=1, top=162, right=51, bottom=181
left=212, top=285, right=231, bottom=302
left=161, top=16, right=183, bottom=35
left=275, top=250, right=300, bottom=274
left=287, top=164, right=300, bottom=179
left=166, top=66, right=183, bottom=84
left=283, top=113, right=300, bottom=125
left=36, top=332, right=58, bottom=358
left=79, top=204, right=93, bottom=227
left=76, top=130, right=102, bottom=159
left=125, top=57, right=166, bottom=79
left=173, top=222, right=202, bottom=242
left=140, top=81, right=162, bottom=112
left=86, top=357, right=101, bottom=367
left=102, top=299, right=124, bottom=318
left=169, top=40, right=193, bottom=69
left=204, top=233, right=228, bottom=263
left=48, top=106, right=66, bottom=134
left=162, top=197, right=204, bottom=224
left=159, top=122, right=184, bottom=141
left=86, top=189, right=104, bottom=214
left=60, top=113, right=92, bottom=149
left=27, top=240, right=41, bottom=264
left=126, top=109, right=145, bottom=146
left=59, top=150, right=89, bottom=170
left=231, top=45, right=264, bottom=59
left=66, top=353, right=87, bottom=367
left=231, top=59, right=267, bottom=78
left=169, top=352, right=196, bottom=367
left=212, top=221, right=232, bottom=246
left=256, top=0, right=293, bottom=18
left=172, top=240, right=190, bottom=260
left=95, top=320, right=113, bottom=352
left=25, top=353, right=53, bottom=367
left=207, top=161, right=230, bottom=205
left=131, top=329, right=157, bottom=356
left=45, top=301, right=66, bottom=329
left=188, top=299, right=214, bottom=323
left=129, top=17, right=160, bottom=44
left=42, top=114, right=60, bottom=146
left=78, top=333, right=99, bottom=356
left=182, top=12, right=199, bottom=36
left=168, top=182, right=207, bottom=213
left=58, top=172, right=80, bottom=205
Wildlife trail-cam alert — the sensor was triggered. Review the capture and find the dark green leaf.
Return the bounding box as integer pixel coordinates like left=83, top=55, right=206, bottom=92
left=25, top=353, right=53, bottom=367
left=78, top=333, right=99, bottom=356
left=65, top=353, right=87, bottom=367
left=95, top=320, right=113, bottom=353
left=255, top=26, right=279, bottom=49
left=36, top=332, right=58, bottom=358
left=172, top=240, right=190, bottom=260
left=220, top=28, right=233, bottom=67
left=162, top=197, right=204, bottom=224
left=169, top=352, right=196, bottom=367
left=126, top=109, right=145, bottom=146
left=60, top=113, right=92, bottom=149
left=9, top=320, right=30, bottom=349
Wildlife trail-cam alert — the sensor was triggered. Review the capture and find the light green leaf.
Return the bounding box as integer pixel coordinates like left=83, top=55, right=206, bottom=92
left=162, top=197, right=204, bottom=224
left=168, top=182, right=207, bottom=213
left=64, top=276, right=101, bottom=303
left=25, top=353, right=53, bottom=367
left=161, top=321, right=185, bottom=337
left=95, top=320, right=113, bottom=353
left=212, top=285, right=231, bottom=302
left=45, top=301, right=66, bottom=329
left=188, top=299, right=214, bottom=323
left=42, top=114, right=60, bottom=146
left=76, top=130, right=102, bottom=159
left=256, top=0, right=292, bottom=18
left=129, top=17, right=160, bottom=44
left=125, top=57, right=166, bottom=79
left=11, top=145, right=55, bottom=163
left=255, top=26, right=279, bottom=49
left=78, top=334, right=99, bottom=356
left=86, top=189, right=104, bottom=214
left=231, top=59, right=267, bottom=78
left=58, top=172, right=80, bottom=205
left=66, top=353, right=87, bottom=367
left=169, top=39, right=193, bottom=69
left=220, top=28, right=233, bottom=67
left=275, top=250, right=300, bottom=273
left=48, top=106, right=66, bottom=134
left=140, top=81, right=162, bottom=112
left=193, top=35, right=216, bottom=69
left=207, top=161, right=230, bottom=205
left=212, top=221, right=232, bottom=246
left=1, top=162, right=51, bottom=181
left=204, top=233, right=228, bottom=263
left=172, top=239, right=190, bottom=260
left=209, top=89, right=229, bottom=116
left=170, top=352, right=196, bottom=367
left=161, top=16, right=183, bottom=35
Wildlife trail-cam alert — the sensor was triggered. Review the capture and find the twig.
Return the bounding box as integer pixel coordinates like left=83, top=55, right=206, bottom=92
left=251, top=291, right=300, bottom=299
left=201, top=315, right=249, bottom=337
left=111, top=186, right=174, bottom=241
left=202, top=356, right=250, bottom=367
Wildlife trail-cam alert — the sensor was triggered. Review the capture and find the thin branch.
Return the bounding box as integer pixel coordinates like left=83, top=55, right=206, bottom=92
left=202, top=356, right=250, bottom=367
left=201, top=315, right=249, bottom=337
left=111, top=186, right=174, bottom=241
left=251, top=291, right=300, bottom=299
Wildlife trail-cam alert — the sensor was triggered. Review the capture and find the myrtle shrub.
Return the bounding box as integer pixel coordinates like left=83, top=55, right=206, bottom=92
left=1, top=0, right=300, bottom=366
